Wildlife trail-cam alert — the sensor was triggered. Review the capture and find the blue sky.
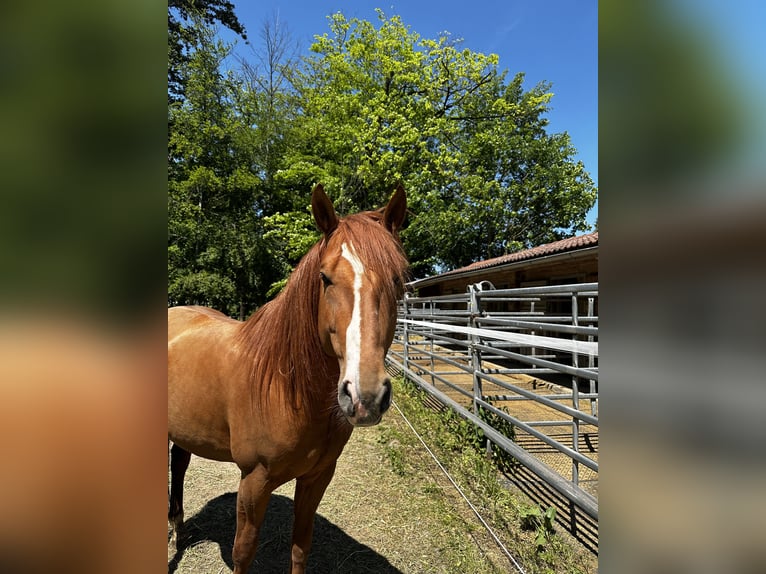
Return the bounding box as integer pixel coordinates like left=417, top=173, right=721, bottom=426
left=219, top=1, right=599, bottom=226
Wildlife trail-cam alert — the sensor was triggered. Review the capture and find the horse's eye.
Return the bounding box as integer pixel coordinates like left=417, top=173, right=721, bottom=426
left=319, top=272, right=332, bottom=288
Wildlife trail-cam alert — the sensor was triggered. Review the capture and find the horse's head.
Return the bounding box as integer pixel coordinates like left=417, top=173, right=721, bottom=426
left=311, top=184, right=408, bottom=426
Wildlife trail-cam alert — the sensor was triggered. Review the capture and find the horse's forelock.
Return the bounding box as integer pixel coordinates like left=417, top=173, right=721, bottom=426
left=333, top=213, right=409, bottom=299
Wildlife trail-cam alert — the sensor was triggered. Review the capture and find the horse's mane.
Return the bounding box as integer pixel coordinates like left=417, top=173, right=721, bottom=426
left=236, top=210, right=409, bottom=412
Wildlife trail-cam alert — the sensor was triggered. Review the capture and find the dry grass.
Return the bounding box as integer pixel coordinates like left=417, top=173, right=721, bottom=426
left=168, top=378, right=596, bottom=573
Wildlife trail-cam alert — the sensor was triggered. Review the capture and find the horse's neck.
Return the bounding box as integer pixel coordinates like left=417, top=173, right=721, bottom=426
left=239, top=285, right=338, bottom=404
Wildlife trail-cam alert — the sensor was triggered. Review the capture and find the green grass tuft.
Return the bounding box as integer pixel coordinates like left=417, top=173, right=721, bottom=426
left=389, top=376, right=597, bottom=574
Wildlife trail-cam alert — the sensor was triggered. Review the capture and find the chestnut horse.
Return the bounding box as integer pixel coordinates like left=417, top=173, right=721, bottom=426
left=168, top=184, right=408, bottom=573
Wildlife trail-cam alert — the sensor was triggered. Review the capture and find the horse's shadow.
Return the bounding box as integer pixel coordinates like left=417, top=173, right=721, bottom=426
left=168, top=493, right=403, bottom=573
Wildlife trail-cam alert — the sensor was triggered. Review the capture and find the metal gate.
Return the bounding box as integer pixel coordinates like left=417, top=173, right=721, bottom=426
left=386, top=282, right=599, bottom=521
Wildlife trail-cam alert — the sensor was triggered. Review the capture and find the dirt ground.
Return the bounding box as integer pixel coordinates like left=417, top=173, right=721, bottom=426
left=167, top=410, right=517, bottom=573
left=167, top=396, right=596, bottom=574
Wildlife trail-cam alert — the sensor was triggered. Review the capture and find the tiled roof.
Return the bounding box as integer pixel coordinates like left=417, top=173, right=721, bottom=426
left=416, top=231, right=598, bottom=283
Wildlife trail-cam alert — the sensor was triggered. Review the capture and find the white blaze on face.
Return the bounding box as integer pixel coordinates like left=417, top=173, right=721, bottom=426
left=341, top=242, right=365, bottom=399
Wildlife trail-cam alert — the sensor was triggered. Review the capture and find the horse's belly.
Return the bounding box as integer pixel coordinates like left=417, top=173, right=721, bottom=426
left=169, top=433, right=234, bottom=462
left=167, top=385, right=233, bottom=458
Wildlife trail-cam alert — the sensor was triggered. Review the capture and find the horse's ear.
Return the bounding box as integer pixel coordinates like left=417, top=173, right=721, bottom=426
left=311, top=184, right=338, bottom=237
left=383, top=183, right=407, bottom=235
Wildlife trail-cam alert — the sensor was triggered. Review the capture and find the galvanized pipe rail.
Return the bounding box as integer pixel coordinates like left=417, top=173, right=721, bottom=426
left=387, top=281, right=599, bottom=520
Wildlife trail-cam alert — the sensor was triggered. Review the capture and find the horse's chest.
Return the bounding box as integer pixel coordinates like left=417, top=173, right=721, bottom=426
left=232, top=418, right=351, bottom=479
left=302, top=431, right=350, bottom=466
left=279, top=423, right=351, bottom=475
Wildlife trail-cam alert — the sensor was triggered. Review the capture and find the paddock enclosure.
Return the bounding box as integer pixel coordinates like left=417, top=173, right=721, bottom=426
left=387, top=281, right=599, bottom=548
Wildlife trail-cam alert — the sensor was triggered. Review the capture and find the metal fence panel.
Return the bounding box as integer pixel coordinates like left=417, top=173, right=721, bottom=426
left=387, top=282, right=599, bottom=520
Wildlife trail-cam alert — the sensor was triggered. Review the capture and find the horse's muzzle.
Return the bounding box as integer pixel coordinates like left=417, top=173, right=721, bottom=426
left=338, top=378, right=392, bottom=426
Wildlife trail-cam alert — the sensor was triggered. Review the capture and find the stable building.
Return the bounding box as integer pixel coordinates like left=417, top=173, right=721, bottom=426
left=410, top=231, right=598, bottom=297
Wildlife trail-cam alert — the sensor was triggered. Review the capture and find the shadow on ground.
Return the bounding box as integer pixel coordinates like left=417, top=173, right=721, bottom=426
left=169, top=493, right=403, bottom=574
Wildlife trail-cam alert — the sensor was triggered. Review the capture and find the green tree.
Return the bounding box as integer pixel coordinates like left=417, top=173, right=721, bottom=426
left=168, top=0, right=247, bottom=101
left=235, top=15, right=307, bottom=215
left=168, top=22, right=280, bottom=318
left=168, top=10, right=598, bottom=315
left=233, top=15, right=319, bottom=296
left=280, top=11, right=596, bottom=277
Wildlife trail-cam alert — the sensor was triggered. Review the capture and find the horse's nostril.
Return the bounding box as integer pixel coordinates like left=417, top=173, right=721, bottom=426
left=341, top=381, right=353, bottom=399
left=379, top=379, right=392, bottom=413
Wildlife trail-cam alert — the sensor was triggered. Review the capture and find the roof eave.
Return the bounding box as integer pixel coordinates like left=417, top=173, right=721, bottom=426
left=408, top=245, right=599, bottom=290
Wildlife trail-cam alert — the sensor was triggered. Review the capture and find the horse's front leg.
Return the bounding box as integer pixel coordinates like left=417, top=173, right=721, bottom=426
left=290, top=462, right=338, bottom=574
left=232, top=467, right=273, bottom=574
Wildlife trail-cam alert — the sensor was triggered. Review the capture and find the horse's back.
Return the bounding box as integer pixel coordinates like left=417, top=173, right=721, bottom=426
left=168, top=305, right=238, bottom=341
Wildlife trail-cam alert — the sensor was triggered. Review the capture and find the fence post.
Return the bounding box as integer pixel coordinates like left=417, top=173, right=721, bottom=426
left=402, top=292, right=410, bottom=378
left=428, top=300, right=436, bottom=386
left=530, top=299, right=537, bottom=374
left=587, top=296, right=597, bottom=416
left=570, top=291, right=581, bottom=533
left=468, top=284, right=483, bottom=416
left=570, top=292, right=581, bottom=473
left=469, top=283, right=495, bottom=458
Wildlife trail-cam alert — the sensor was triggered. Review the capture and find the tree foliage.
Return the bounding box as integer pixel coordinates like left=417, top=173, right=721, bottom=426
left=168, top=11, right=597, bottom=317
left=168, top=24, right=280, bottom=318
left=283, top=11, right=595, bottom=275
left=168, top=0, right=247, bottom=101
